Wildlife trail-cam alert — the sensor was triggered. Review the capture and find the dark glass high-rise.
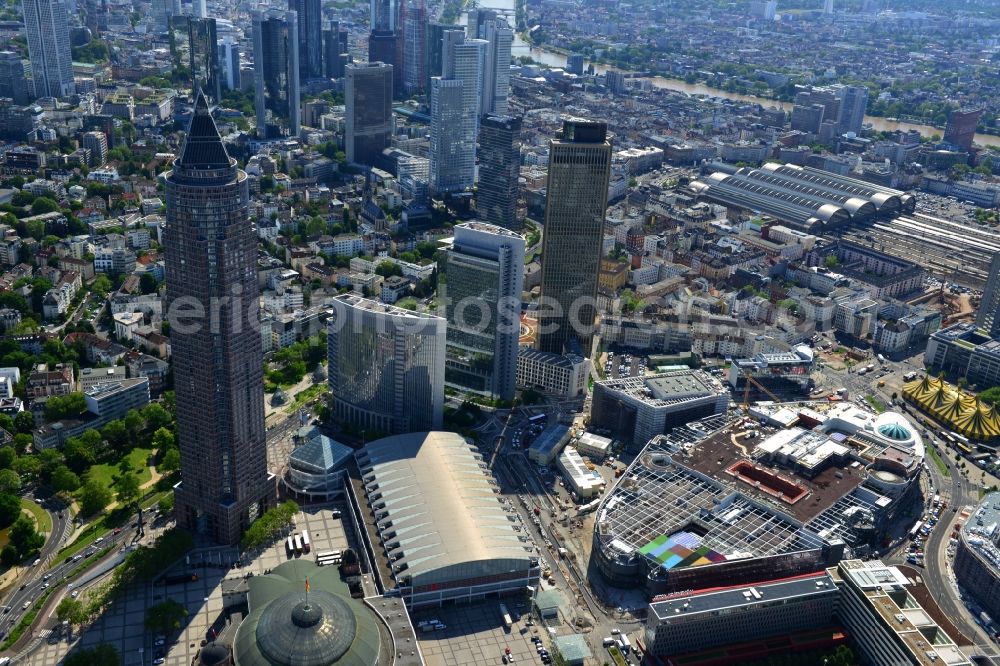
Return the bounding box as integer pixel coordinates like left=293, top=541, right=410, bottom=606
left=536, top=119, right=612, bottom=356
left=165, top=94, right=272, bottom=544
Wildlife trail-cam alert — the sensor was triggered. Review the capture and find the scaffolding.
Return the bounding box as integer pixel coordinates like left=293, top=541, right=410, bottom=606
left=595, top=449, right=827, bottom=573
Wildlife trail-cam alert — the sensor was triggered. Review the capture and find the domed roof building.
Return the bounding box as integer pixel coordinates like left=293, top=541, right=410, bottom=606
left=232, top=560, right=385, bottom=666
left=199, top=643, right=233, bottom=666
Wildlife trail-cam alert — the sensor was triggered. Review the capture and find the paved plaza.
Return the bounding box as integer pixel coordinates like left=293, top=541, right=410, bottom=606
left=28, top=505, right=351, bottom=665
left=413, top=600, right=547, bottom=666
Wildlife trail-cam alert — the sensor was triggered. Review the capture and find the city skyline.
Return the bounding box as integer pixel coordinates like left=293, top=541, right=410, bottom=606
left=4, top=0, right=1000, bottom=663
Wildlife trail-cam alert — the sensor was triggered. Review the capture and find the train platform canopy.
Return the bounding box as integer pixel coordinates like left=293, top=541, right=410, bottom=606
left=903, top=375, right=1000, bottom=441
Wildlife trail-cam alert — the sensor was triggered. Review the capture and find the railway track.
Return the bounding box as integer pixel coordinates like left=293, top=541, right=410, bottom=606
left=839, top=209, right=999, bottom=288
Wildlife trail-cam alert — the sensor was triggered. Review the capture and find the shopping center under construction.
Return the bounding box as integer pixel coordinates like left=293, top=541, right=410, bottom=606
left=591, top=402, right=926, bottom=594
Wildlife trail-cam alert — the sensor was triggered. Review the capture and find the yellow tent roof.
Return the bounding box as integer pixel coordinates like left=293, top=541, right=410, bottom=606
left=941, top=394, right=965, bottom=422
left=904, top=376, right=1000, bottom=441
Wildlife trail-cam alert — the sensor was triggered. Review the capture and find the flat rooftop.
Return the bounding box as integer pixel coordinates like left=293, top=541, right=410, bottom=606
left=834, top=560, right=972, bottom=666
left=650, top=571, right=836, bottom=621
left=683, top=423, right=864, bottom=524
left=597, top=370, right=726, bottom=407
left=595, top=430, right=828, bottom=570
left=332, top=293, right=444, bottom=322
left=966, top=491, right=1000, bottom=539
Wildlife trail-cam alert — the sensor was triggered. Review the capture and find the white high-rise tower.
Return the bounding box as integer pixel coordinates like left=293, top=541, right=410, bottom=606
left=429, top=35, right=485, bottom=195
left=22, top=0, right=75, bottom=98
left=481, top=19, right=512, bottom=116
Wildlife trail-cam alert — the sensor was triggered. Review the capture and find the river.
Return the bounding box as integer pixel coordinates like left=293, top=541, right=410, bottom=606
left=467, top=3, right=1000, bottom=149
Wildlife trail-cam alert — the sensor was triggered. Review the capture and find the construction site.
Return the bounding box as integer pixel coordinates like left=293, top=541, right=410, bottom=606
left=906, top=280, right=978, bottom=328
left=589, top=397, right=926, bottom=595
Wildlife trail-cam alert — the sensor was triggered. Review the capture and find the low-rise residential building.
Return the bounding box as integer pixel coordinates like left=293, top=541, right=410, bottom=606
left=124, top=351, right=170, bottom=396
left=0, top=367, right=19, bottom=399
left=113, top=311, right=144, bottom=341
left=324, top=234, right=364, bottom=256
left=42, top=271, right=81, bottom=321
left=27, top=363, right=74, bottom=398
left=78, top=366, right=127, bottom=392
left=380, top=275, right=410, bottom=304
left=94, top=246, right=137, bottom=274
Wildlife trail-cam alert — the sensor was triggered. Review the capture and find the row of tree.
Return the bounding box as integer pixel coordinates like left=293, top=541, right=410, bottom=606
left=241, top=501, right=299, bottom=551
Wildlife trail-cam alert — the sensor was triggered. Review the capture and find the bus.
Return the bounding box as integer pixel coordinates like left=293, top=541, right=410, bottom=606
left=286, top=536, right=295, bottom=555
left=316, top=550, right=342, bottom=566
left=499, top=603, right=512, bottom=629
left=957, top=442, right=973, bottom=456
left=163, top=573, right=198, bottom=585
left=293, top=534, right=303, bottom=554
left=909, top=521, right=923, bottom=540
left=301, top=530, right=311, bottom=554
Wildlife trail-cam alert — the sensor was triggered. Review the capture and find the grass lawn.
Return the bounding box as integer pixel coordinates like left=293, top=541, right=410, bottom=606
left=289, top=383, right=329, bottom=412
left=83, top=448, right=153, bottom=489
left=926, top=445, right=950, bottom=477
left=865, top=394, right=886, bottom=413
left=21, top=498, right=51, bottom=534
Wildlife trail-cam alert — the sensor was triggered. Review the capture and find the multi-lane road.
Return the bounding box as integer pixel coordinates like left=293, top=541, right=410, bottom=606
left=818, top=348, right=999, bottom=652
left=0, top=500, right=145, bottom=661
left=0, top=497, right=70, bottom=636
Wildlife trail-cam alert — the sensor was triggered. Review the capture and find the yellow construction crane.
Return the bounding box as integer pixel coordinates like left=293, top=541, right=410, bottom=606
left=740, top=366, right=783, bottom=411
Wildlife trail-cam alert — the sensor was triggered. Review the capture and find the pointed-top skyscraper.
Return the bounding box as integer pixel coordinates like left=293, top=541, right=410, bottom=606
left=166, top=93, right=271, bottom=545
